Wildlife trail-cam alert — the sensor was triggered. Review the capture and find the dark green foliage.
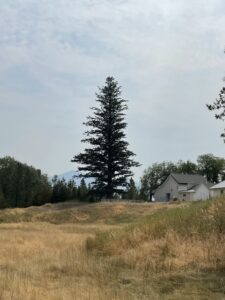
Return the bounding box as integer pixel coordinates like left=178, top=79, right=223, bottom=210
left=72, top=77, right=140, bottom=199
left=123, top=178, right=138, bottom=200
left=67, top=179, right=78, bottom=199
left=197, top=153, right=225, bottom=183
left=0, top=156, right=52, bottom=208
left=52, top=176, right=69, bottom=203
left=51, top=176, right=91, bottom=202
left=77, top=178, right=88, bottom=201
left=176, top=160, right=198, bottom=174
left=51, top=176, right=78, bottom=203
left=0, top=156, right=100, bottom=207
left=0, top=187, right=7, bottom=209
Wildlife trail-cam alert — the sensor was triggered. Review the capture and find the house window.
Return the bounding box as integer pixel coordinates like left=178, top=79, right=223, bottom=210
left=221, top=190, right=224, bottom=195
left=183, top=194, right=186, bottom=197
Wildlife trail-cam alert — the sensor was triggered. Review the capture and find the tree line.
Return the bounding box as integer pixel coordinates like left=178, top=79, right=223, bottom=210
left=0, top=156, right=52, bottom=208
left=0, top=153, right=224, bottom=208
left=0, top=157, right=91, bottom=209
left=51, top=176, right=92, bottom=203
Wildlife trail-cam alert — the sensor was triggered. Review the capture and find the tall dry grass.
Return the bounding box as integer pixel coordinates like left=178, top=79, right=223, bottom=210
left=0, top=199, right=224, bottom=299
left=0, top=223, right=138, bottom=300
left=86, top=197, right=225, bottom=298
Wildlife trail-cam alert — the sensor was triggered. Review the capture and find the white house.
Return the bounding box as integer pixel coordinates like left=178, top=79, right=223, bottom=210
left=210, top=180, right=225, bottom=198
left=154, top=173, right=211, bottom=202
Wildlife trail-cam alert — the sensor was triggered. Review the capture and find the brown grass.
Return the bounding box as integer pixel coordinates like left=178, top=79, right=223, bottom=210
left=0, top=199, right=224, bottom=299
left=0, top=201, right=172, bottom=224
left=0, top=222, right=129, bottom=300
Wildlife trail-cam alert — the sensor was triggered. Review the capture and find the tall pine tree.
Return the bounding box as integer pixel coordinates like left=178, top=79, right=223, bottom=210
left=72, top=77, right=140, bottom=199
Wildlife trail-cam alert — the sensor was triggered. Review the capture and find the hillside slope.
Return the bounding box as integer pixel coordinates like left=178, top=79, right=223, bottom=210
left=0, top=198, right=224, bottom=299
left=86, top=197, right=225, bottom=299
left=0, top=200, right=178, bottom=224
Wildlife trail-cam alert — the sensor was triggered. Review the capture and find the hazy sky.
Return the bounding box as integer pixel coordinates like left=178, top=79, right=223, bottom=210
left=0, top=0, right=225, bottom=179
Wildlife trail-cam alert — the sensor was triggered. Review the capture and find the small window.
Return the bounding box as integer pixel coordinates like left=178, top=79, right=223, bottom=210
left=183, top=194, right=186, bottom=197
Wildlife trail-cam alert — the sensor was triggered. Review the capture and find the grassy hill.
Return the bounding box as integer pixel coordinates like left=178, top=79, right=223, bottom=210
left=0, top=200, right=176, bottom=224
left=0, top=198, right=224, bottom=299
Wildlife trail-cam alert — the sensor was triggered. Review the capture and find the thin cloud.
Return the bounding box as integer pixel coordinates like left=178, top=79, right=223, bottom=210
left=0, top=0, right=224, bottom=177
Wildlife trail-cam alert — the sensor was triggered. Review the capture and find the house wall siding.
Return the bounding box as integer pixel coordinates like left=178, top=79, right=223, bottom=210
left=178, top=191, right=192, bottom=201
left=210, top=189, right=225, bottom=198
left=154, top=175, right=179, bottom=202
left=192, top=184, right=209, bottom=200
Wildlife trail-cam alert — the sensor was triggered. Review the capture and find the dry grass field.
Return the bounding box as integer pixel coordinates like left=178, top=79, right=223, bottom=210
left=0, top=199, right=224, bottom=299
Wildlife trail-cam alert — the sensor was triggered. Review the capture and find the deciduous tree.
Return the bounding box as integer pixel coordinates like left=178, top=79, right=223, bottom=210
left=197, top=153, right=225, bottom=183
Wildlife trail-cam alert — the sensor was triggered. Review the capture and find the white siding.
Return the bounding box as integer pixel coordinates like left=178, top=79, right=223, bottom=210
left=192, top=184, right=210, bottom=201
left=210, top=189, right=225, bottom=198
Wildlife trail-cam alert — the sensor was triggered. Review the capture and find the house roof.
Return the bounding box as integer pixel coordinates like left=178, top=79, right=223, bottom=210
left=210, top=180, right=225, bottom=189
left=187, top=184, right=199, bottom=191
left=171, top=173, right=207, bottom=185
left=179, top=183, right=207, bottom=193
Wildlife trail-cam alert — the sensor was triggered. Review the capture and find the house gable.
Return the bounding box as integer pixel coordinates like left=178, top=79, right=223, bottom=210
left=154, top=174, right=179, bottom=202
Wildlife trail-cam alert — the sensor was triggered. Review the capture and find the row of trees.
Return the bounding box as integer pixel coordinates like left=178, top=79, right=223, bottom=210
left=51, top=176, right=91, bottom=202
left=0, top=157, right=93, bottom=209
left=0, top=153, right=224, bottom=208
left=0, top=156, right=52, bottom=208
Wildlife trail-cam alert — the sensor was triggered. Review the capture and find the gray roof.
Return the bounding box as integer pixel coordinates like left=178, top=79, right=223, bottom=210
left=187, top=184, right=199, bottom=191
left=171, top=173, right=207, bottom=185
left=210, top=180, right=225, bottom=189
left=178, top=184, right=198, bottom=192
